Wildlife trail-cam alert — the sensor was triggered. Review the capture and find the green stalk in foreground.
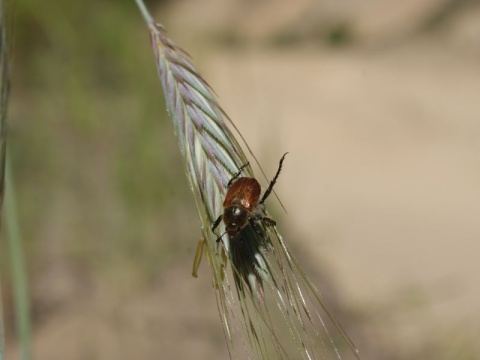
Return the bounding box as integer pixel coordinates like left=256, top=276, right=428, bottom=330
left=134, top=1, right=361, bottom=359
left=0, top=298, right=3, bottom=360
left=1, top=1, right=32, bottom=359
left=0, top=0, right=9, bottom=358
left=5, top=156, right=32, bottom=360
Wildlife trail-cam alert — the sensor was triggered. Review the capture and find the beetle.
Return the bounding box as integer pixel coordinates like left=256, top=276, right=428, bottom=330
left=212, top=153, right=288, bottom=239
left=192, top=153, right=288, bottom=279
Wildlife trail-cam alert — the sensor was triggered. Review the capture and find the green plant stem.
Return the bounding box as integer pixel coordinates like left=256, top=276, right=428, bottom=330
left=5, top=154, right=31, bottom=360
left=0, top=287, right=4, bottom=360
left=133, top=0, right=154, bottom=26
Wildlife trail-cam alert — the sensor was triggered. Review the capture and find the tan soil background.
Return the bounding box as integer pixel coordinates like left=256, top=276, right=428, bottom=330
left=4, top=0, right=480, bottom=359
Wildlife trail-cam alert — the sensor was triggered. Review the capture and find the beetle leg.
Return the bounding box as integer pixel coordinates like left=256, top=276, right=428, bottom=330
left=215, top=230, right=228, bottom=244
left=211, top=214, right=223, bottom=232
left=261, top=217, right=276, bottom=227
left=249, top=218, right=263, bottom=237
left=251, top=215, right=276, bottom=227
left=259, top=153, right=288, bottom=204
left=227, top=162, right=250, bottom=187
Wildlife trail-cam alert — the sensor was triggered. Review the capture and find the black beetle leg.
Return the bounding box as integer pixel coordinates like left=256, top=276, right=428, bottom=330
left=227, top=162, right=250, bottom=187
left=261, top=217, right=276, bottom=227
left=212, top=215, right=223, bottom=232
left=249, top=218, right=263, bottom=237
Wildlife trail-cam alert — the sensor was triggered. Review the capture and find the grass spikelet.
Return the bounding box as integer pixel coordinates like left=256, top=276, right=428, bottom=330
left=134, top=1, right=361, bottom=359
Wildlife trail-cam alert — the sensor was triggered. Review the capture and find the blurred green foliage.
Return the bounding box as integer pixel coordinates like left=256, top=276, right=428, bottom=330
left=1, top=0, right=198, bottom=303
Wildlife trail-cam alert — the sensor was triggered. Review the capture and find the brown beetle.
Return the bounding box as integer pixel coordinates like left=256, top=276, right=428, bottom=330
left=212, top=153, right=288, bottom=239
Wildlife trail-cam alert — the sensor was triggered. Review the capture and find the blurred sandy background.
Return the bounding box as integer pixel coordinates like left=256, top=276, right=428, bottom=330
left=2, top=0, right=480, bottom=359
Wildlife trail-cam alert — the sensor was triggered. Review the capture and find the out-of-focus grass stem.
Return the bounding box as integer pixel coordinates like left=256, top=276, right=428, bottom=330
left=4, top=154, right=32, bottom=360
left=0, top=289, right=4, bottom=360
left=0, top=0, right=9, bottom=357
left=134, top=0, right=155, bottom=27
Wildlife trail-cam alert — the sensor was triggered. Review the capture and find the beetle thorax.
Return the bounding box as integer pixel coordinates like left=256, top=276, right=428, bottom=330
left=223, top=205, right=249, bottom=235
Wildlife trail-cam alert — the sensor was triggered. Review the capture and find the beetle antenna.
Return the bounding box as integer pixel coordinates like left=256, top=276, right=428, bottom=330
left=211, top=215, right=223, bottom=232
left=259, top=152, right=288, bottom=205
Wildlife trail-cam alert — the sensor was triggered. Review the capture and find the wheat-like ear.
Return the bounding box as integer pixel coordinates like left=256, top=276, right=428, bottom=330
left=134, top=1, right=361, bottom=359
left=150, top=23, right=249, bottom=229
left=136, top=1, right=249, bottom=228
left=134, top=4, right=270, bottom=356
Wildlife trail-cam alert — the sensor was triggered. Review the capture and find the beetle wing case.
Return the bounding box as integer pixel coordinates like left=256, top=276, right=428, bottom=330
left=223, top=177, right=261, bottom=211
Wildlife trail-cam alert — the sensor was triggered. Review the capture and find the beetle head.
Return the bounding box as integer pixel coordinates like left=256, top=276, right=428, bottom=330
left=223, top=205, right=249, bottom=236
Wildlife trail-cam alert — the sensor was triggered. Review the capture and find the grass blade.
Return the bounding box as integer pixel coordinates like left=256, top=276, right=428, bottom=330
left=0, top=0, right=9, bottom=357
left=1, top=1, right=32, bottom=359
left=5, top=156, right=32, bottom=360
left=134, top=1, right=361, bottom=359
